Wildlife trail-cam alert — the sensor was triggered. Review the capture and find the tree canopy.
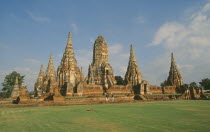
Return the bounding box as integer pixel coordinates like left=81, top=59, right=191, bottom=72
left=115, top=76, right=125, bottom=85
left=160, top=80, right=168, bottom=87
left=189, top=82, right=198, bottom=88
left=199, top=78, right=210, bottom=90
left=1, top=71, right=25, bottom=98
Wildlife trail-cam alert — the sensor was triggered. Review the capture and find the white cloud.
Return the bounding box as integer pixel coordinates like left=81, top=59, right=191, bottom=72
left=109, top=44, right=123, bottom=54
left=24, top=59, right=41, bottom=65
left=75, top=49, right=92, bottom=76
left=70, top=23, right=78, bottom=33
left=26, top=11, right=50, bottom=22
left=147, top=2, right=210, bottom=85
left=135, top=16, right=145, bottom=24
left=109, top=43, right=129, bottom=77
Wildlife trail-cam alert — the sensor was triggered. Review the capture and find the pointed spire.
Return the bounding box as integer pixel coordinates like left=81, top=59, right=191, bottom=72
left=46, top=54, right=56, bottom=78
left=39, top=64, right=44, bottom=77
left=57, top=32, right=83, bottom=93
left=67, top=32, right=72, bottom=47
left=130, top=44, right=136, bottom=62
left=50, top=54, right=53, bottom=62
left=171, top=52, right=177, bottom=69
left=125, top=44, right=142, bottom=85
left=171, top=52, right=174, bottom=59
left=63, top=32, right=75, bottom=57
left=171, top=52, right=175, bottom=64
left=167, top=52, right=183, bottom=87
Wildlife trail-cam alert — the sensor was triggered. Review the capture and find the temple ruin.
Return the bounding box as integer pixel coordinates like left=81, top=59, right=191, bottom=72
left=10, top=31, right=206, bottom=104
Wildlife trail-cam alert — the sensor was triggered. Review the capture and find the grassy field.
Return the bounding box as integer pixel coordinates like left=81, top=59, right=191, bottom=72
left=0, top=100, right=210, bottom=132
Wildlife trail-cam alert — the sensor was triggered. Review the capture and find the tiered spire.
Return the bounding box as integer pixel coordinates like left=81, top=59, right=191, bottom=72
left=39, top=64, right=44, bottom=77
left=124, top=44, right=142, bottom=85
left=57, top=32, right=83, bottom=95
left=93, top=35, right=109, bottom=65
left=46, top=54, right=56, bottom=79
left=65, top=32, right=74, bottom=55
left=167, top=53, right=183, bottom=87
left=67, top=32, right=72, bottom=46
left=129, top=44, right=137, bottom=64
left=34, top=64, right=45, bottom=96
left=42, top=54, right=57, bottom=93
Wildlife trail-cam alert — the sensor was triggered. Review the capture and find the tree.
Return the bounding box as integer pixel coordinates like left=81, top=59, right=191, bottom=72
left=199, top=78, right=210, bottom=90
left=115, top=76, right=125, bottom=85
left=160, top=80, right=168, bottom=87
left=0, top=91, right=7, bottom=98
left=1, top=71, right=25, bottom=98
left=189, top=82, right=198, bottom=88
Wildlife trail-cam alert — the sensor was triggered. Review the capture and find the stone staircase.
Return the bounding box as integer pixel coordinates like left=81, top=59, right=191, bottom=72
left=139, top=95, right=148, bottom=100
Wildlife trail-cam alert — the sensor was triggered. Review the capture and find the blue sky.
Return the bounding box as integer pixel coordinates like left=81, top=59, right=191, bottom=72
left=1, top=0, right=210, bottom=91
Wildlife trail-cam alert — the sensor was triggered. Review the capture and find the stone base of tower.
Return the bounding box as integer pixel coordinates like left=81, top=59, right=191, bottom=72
left=17, top=96, right=30, bottom=103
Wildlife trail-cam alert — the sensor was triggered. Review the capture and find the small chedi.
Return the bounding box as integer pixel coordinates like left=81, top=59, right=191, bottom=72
left=11, top=77, right=20, bottom=98
left=11, top=77, right=30, bottom=103
left=17, top=81, right=30, bottom=103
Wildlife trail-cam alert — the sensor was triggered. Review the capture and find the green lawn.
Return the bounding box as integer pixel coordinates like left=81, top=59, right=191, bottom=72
left=0, top=100, right=210, bottom=132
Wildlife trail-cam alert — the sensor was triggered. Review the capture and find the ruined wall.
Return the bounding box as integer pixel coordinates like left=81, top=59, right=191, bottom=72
left=107, top=85, right=132, bottom=95
left=148, top=85, right=163, bottom=94
left=162, top=86, right=177, bottom=94
left=77, top=84, right=104, bottom=96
